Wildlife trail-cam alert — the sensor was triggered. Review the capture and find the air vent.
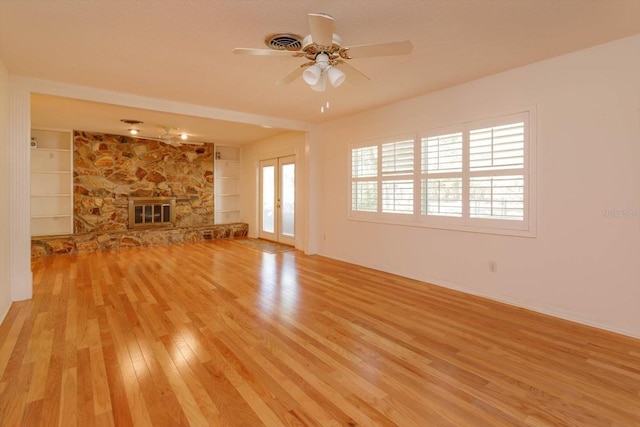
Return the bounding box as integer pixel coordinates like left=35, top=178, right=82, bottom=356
left=265, top=33, right=303, bottom=51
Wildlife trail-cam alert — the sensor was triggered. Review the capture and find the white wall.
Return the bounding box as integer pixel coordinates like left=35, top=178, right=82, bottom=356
left=240, top=131, right=307, bottom=248
left=313, top=35, right=640, bottom=338
left=0, top=58, right=12, bottom=322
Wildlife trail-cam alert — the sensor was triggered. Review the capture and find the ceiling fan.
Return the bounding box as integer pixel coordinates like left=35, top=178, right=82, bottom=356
left=233, top=13, right=413, bottom=92
left=123, top=122, right=205, bottom=147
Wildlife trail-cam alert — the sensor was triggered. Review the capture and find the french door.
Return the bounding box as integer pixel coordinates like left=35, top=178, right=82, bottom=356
left=259, top=156, right=295, bottom=246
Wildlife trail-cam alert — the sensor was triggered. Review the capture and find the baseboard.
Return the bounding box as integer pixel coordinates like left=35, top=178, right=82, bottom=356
left=424, top=277, right=640, bottom=340
left=498, top=299, right=639, bottom=339
left=321, top=252, right=640, bottom=340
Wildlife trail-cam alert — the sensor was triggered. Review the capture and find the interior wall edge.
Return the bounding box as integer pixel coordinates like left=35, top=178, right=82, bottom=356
left=8, top=75, right=32, bottom=301
left=0, top=56, right=13, bottom=316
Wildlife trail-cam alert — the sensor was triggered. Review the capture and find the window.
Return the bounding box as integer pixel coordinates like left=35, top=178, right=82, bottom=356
left=468, top=121, right=525, bottom=221
left=351, top=146, right=378, bottom=212
left=350, top=136, right=416, bottom=218
left=349, top=111, right=533, bottom=236
left=381, top=139, right=414, bottom=214
left=421, top=131, right=463, bottom=217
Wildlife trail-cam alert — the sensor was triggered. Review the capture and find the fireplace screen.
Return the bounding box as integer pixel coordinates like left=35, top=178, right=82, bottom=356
left=128, top=197, right=176, bottom=228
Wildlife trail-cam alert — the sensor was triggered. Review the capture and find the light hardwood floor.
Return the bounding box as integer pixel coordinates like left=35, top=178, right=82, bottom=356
left=0, top=240, right=639, bottom=426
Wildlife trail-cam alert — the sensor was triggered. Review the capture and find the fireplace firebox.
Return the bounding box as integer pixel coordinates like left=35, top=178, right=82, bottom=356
left=128, top=197, right=176, bottom=229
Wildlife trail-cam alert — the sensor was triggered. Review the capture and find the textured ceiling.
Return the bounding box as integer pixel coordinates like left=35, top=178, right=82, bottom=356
left=1, top=0, right=639, bottom=144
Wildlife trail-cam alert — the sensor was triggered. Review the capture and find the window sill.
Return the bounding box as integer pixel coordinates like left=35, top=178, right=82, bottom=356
left=347, top=213, right=536, bottom=238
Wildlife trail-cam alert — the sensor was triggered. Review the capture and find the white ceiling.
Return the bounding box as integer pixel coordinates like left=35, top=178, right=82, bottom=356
left=1, top=0, right=639, bottom=144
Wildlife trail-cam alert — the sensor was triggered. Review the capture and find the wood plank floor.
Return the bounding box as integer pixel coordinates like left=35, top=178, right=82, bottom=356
left=1, top=240, right=639, bottom=426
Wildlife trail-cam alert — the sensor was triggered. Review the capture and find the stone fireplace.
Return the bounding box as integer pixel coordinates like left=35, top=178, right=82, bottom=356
left=30, top=131, right=248, bottom=257
left=73, top=131, right=215, bottom=232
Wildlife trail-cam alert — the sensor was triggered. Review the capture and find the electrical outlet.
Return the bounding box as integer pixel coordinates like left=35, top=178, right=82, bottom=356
left=489, top=261, right=498, bottom=273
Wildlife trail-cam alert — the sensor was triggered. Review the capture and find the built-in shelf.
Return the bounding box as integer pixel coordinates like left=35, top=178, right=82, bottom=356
left=214, top=145, right=240, bottom=224
left=30, top=129, right=73, bottom=236
left=31, top=170, right=71, bottom=174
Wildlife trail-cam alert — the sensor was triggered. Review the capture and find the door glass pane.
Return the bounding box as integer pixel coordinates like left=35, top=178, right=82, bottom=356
left=262, top=166, right=275, bottom=233
left=281, top=163, right=295, bottom=237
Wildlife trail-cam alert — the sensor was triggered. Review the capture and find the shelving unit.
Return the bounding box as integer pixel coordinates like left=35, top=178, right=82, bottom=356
left=30, top=129, right=73, bottom=236
left=214, top=145, right=241, bottom=224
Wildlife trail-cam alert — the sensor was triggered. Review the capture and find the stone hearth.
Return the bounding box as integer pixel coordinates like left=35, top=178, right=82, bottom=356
left=31, top=223, right=248, bottom=257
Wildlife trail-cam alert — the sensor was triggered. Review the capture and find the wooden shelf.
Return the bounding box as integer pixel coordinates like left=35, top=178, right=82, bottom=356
left=30, top=129, right=73, bottom=236
left=214, top=145, right=240, bottom=224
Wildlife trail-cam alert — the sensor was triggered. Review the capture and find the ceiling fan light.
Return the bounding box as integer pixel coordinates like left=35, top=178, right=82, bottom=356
left=310, top=74, right=326, bottom=92
left=180, top=133, right=188, bottom=140
left=128, top=128, right=139, bottom=135
left=327, top=66, right=345, bottom=87
left=303, top=64, right=322, bottom=85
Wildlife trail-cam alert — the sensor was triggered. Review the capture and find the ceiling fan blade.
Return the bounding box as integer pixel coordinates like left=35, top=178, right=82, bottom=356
left=159, top=138, right=205, bottom=147
left=129, top=134, right=206, bottom=146
left=308, top=13, right=334, bottom=47
left=276, top=66, right=304, bottom=85
left=233, top=48, right=300, bottom=57
left=128, top=134, right=164, bottom=143
left=342, top=40, right=413, bottom=58
left=162, top=135, right=206, bottom=146
left=337, top=61, right=370, bottom=85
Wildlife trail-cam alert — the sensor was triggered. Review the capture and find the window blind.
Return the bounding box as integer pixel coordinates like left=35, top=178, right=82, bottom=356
left=382, top=139, right=414, bottom=176
left=352, top=146, right=378, bottom=178
left=422, top=132, right=463, bottom=173
left=470, top=122, right=524, bottom=171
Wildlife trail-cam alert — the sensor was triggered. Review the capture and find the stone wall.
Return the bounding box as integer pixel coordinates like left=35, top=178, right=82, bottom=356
left=73, top=131, right=214, bottom=233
